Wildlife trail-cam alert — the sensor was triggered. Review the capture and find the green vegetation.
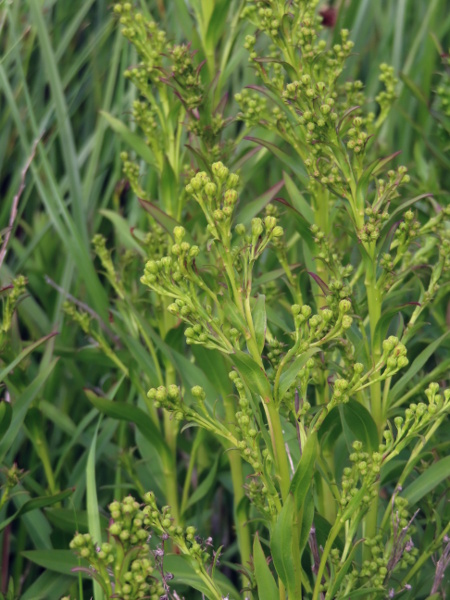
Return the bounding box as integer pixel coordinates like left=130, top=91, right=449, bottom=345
left=1, top=1, right=449, bottom=599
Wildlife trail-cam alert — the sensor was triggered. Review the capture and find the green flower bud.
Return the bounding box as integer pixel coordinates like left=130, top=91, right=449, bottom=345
left=211, top=161, right=229, bottom=181
left=224, top=189, right=238, bottom=205
left=264, top=216, right=277, bottom=231
left=191, top=386, right=206, bottom=400
left=251, top=218, right=263, bottom=237
left=272, top=226, right=284, bottom=237
left=204, top=182, right=217, bottom=197
left=342, top=315, right=353, bottom=329
left=167, top=385, right=180, bottom=400
left=173, top=226, right=185, bottom=242
left=339, top=299, right=351, bottom=313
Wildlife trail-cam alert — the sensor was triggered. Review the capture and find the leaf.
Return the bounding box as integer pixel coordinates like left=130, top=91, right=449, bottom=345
left=244, top=136, right=304, bottom=173
left=46, top=508, right=109, bottom=534
left=163, top=554, right=240, bottom=600
left=160, top=157, right=178, bottom=217
left=238, top=180, right=285, bottom=224
left=86, top=418, right=103, bottom=600
left=21, top=550, right=86, bottom=577
left=98, top=209, right=145, bottom=255
left=275, top=197, right=314, bottom=248
left=205, top=0, right=230, bottom=47
left=389, top=331, right=450, bottom=405
left=0, top=332, right=57, bottom=382
left=339, top=400, right=379, bottom=452
left=0, top=401, right=12, bottom=440
left=231, top=351, right=272, bottom=401
left=373, top=302, right=419, bottom=352
left=21, top=572, right=73, bottom=600
left=325, top=540, right=363, bottom=599
left=283, top=172, right=314, bottom=224
left=253, top=534, right=279, bottom=600
left=271, top=493, right=301, bottom=596
left=299, top=490, right=315, bottom=556
left=138, top=197, right=182, bottom=236
left=402, top=456, right=450, bottom=505
left=0, top=489, right=74, bottom=533
left=185, top=454, right=220, bottom=511
left=100, top=111, right=156, bottom=167
left=252, top=294, right=267, bottom=354
left=289, top=433, right=318, bottom=511
left=85, top=390, right=170, bottom=463
left=277, top=348, right=321, bottom=401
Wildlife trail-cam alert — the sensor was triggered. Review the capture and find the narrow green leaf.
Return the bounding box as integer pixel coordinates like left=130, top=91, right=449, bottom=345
left=389, top=331, right=450, bottom=405
left=21, top=550, right=86, bottom=577
left=271, top=493, right=301, bottom=596
left=231, top=351, right=272, bottom=401
left=403, top=456, right=450, bottom=505
left=46, top=508, right=109, bottom=534
left=21, top=572, right=73, bottom=600
left=252, top=294, right=267, bottom=354
left=278, top=348, right=321, bottom=401
left=85, top=390, right=170, bottom=462
left=289, top=432, right=318, bottom=511
left=86, top=419, right=103, bottom=600
left=253, top=534, right=279, bottom=600
left=340, top=400, right=379, bottom=452
left=0, top=333, right=57, bottom=383
left=100, top=111, right=157, bottom=166
left=283, top=172, right=314, bottom=224
left=238, top=180, right=285, bottom=224
left=163, top=554, right=240, bottom=600
left=138, top=198, right=189, bottom=238
left=0, top=358, right=58, bottom=461
left=99, top=209, right=146, bottom=255
left=0, top=401, right=12, bottom=439
left=185, top=454, right=220, bottom=511
left=325, top=540, right=363, bottom=599
left=0, top=489, right=74, bottom=533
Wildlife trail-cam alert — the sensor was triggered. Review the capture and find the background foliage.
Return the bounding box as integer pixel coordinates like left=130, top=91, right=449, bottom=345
left=0, top=0, right=449, bottom=598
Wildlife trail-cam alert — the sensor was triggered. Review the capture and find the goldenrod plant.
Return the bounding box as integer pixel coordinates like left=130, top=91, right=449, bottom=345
left=0, top=0, right=449, bottom=599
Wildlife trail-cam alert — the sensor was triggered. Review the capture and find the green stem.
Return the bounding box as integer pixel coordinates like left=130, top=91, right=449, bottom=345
left=364, top=253, right=383, bottom=558
left=265, top=401, right=291, bottom=500
left=223, top=394, right=253, bottom=591
left=163, top=360, right=181, bottom=525
left=312, top=520, right=341, bottom=600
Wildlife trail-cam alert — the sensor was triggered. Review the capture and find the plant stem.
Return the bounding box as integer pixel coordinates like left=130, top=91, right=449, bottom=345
left=312, top=520, right=341, bottom=600
left=364, top=253, right=383, bottom=558
left=223, top=393, right=253, bottom=591
left=265, top=400, right=291, bottom=500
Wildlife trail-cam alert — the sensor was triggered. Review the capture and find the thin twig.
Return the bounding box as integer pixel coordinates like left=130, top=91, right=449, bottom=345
left=44, top=274, right=117, bottom=342
left=0, top=138, right=40, bottom=271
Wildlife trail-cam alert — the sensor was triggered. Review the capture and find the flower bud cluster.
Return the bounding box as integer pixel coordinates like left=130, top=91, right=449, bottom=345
left=1, top=274, right=27, bottom=335
left=376, top=64, right=398, bottom=117
left=345, top=116, right=369, bottom=156
left=229, top=371, right=263, bottom=472
left=381, top=336, right=409, bottom=373
left=132, top=100, right=160, bottom=148
left=63, top=301, right=91, bottom=335
left=142, top=492, right=216, bottom=566
left=358, top=206, right=390, bottom=244
left=114, top=3, right=166, bottom=79
left=147, top=385, right=188, bottom=423
left=339, top=442, right=381, bottom=513
left=185, top=164, right=240, bottom=238
left=70, top=496, right=165, bottom=600
left=235, top=89, right=268, bottom=127
left=92, top=234, right=124, bottom=298
left=120, top=151, right=147, bottom=199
